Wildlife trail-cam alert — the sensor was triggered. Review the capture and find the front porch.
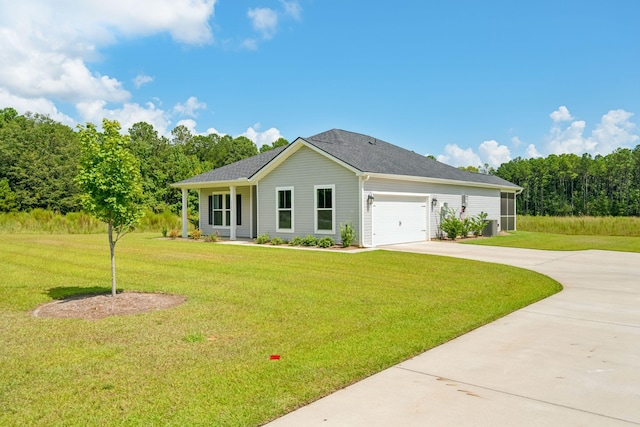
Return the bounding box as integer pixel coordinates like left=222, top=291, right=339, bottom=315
left=180, top=184, right=257, bottom=240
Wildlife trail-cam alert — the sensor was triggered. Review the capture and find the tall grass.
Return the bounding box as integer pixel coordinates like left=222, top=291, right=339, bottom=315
left=0, top=209, right=186, bottom=234
left=518, top=215, right=640, bottom=237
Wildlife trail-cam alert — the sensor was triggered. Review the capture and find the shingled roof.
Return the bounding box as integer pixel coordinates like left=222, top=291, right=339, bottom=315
left=173, top=145, right=287, bottom=186
left=302, top=129, right=519, bottom=188
left=173, top=129, right=519, bottom=189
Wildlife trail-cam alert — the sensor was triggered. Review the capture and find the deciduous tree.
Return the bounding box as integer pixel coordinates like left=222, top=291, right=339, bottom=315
left=76, top=119, right=144, bottom=297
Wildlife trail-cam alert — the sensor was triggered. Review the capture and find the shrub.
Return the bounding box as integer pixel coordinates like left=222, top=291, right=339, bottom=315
left=472, top=212, right=489, bottom=237
left=169, top=229, right=179, bottom=239
left=301, top=235, right=318, bottom=246
left=191, top=228, right=202, bottom=240
left=255, top=234, right=271, bottom=244
left=289, top=236, right=303, bottom=246
left=161, top=226, right=168, bottom=237
left=439, top=207, right=463, bottom=240
left=317, top=236, right=335, bottom=248
left=460, top=217, right=474, bottom=238
left=270, top=237, right=286, bottom=246
left=340, top=222, right=356, bottom=247
left=205, top=231, right=220, bottom=242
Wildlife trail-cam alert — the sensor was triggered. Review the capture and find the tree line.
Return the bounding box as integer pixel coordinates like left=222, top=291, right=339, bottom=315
left=495, top=147, right=640, bottom=216
left=0, top=107, right=288, bottom=214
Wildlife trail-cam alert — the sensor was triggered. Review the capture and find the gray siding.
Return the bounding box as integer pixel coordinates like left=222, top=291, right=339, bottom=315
left=257, top=146, right=359, bottom=243
left=363, top=178, right=501, bottom=244
left=198, top=185, right=253, bottom=238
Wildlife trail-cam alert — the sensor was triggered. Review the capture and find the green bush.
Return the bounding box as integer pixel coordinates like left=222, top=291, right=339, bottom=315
left=270, top=237, right=286, bottom=245
left=472, top=212, right=489, bottom=236
left=317, top=236, right=335, bottom=248
left=289, top=236, right=303, bottom=246
left=205, top=231, right=220, bottom=242
left=255, top=234, right=271, bottom=244
left=301, top=235, right=318, bottom=247
left=460, top=217, right=474, bottom=238
left=440, top=207, right=463, bottom=240
left=340, top=222, right=356, bottom=247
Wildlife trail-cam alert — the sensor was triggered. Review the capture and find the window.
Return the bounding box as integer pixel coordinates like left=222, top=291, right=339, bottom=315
left=315, top=185, right=335, bottom=233
left=212, top=194, right=224, bottom=226
left=225, top=194, right=231, bottom=226
left=209, top=193, right=241, bottom=227
left=276, top=187, right=294, bottom=232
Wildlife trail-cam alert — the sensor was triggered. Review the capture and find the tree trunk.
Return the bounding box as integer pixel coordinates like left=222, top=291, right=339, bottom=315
left=108, top=222, right=117, bottom=297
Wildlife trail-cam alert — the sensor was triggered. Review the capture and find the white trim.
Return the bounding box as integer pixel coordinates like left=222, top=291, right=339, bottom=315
left=314, top=184, right=335, bottom=234
left=181, top=188, right=188, bottom=238
left=358, top=176, right=364, bottom=247
left=210, top=191, right=231, bottom=228
left=363, top=172, right=521, bottom=192
left=230, top=186, right=236, bottom=241
left=276, top=186, right=294, bottom=233
left=171, top=178, right=250, bottom=190
left=250, top=185, right=254, bottom=239
left=251, top=138, right=361, bottom=182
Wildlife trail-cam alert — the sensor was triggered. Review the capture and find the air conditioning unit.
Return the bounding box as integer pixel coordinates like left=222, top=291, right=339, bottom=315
left=483, top=220, right=498, bottom=237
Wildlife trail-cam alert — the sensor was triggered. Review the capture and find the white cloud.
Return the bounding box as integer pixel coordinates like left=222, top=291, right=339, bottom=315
left=240, top=38, right=259, bottom=50
left=0, top=88, right=75, bottom=125
left=591, top=109, right=639, bottom=154
left=0, top=0, right=216, bottom=121
left=437, top=144, right=482, bottom=168
left=511, top=136, right=523, bottom=147
left=478, top=140, right=511, bottom=167
left=281, top=0, right=302, bottom=20
left=76, top=100, right=171, bottom=136
left=526, top=144, right=542, bottom=158
left=173, top=96, right=207, bottom=117
left=176, top=118, right=224, bottom=137
left=240, top=123, right=283, bottom=146
left=548, top=119, right=594, bottom=154
left=546, top=108, right=638, bottom=156
left=248, top=7, right=278, bottom=39
left=133, top=74, right=154, bottom=89
left=550, top=105, right=573, bottom=123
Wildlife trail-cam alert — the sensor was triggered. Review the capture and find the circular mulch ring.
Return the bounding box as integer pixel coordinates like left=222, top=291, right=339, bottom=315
left=32, top=292, right=186, bottom=320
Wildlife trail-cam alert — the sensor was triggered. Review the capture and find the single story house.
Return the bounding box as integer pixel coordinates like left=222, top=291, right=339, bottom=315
left=172, top=129, right=521, bottom=247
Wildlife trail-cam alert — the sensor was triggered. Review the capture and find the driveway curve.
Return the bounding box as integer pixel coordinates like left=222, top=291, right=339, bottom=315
left=266, top=243, right=640, bottom=427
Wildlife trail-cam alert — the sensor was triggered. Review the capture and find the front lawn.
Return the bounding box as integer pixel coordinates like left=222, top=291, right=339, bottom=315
left=463, top=231, right=640, bottom=253
left=0, top=233, right=560, bottom=426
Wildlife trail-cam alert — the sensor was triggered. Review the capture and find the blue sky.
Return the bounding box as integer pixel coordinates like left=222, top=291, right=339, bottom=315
left=1, top=0, right=639, bottom=168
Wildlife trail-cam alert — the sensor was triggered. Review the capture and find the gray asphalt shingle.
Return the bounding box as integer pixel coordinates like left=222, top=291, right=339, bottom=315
left=173, top=129, right=519, bottom=189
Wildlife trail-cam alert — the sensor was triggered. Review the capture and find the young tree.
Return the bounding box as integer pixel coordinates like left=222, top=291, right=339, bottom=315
left=76, top=119, right=144, bottom=297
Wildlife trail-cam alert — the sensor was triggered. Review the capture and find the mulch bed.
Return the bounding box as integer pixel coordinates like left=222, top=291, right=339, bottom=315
left=32, top=292, right=186, bottom=321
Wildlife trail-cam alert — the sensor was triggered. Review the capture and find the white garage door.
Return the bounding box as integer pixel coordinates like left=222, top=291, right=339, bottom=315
left=372, top=195, right=427, bottom=246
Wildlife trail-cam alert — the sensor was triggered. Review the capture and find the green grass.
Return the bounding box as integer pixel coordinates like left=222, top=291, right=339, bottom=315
left=0, top=233, right=561, bottom=426
left=464, top=231, right=640, bottom=252
left=517, top=215, right=640, bottom=237
left=0, top=209, right=184, bottom=235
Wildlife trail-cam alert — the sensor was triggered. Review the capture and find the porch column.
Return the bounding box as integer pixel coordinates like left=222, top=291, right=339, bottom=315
left=230, top=185, right=237, bottom=241
left=181, top=188, right=188, bottom=238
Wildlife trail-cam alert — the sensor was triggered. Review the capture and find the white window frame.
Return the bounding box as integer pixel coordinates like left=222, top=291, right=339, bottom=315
left=314, top=184, right=335, bottom=234
left=276, top=186, right=294, bottom=233
left=211, top=192, right=231, bottom=228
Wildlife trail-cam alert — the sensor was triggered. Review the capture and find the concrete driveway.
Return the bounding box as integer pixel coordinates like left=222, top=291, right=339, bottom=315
left=265, top=243, right=640, bottom=426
